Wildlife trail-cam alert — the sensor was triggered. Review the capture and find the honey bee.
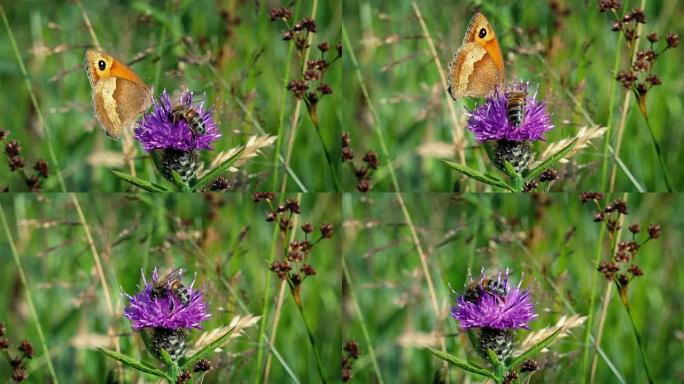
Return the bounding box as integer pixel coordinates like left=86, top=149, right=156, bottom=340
left=151, top=267, right=189, bottom=306
left=506, top=90, right=527, bottom=128
left=171, top=105, right=206, bottom=137
left=462, top=277, right=507, bottom=303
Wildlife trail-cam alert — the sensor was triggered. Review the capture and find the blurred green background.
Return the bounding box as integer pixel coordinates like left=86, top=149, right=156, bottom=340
left=342, top=0, right=684, bottom=192
left=0, top=0, right=341, bottom=192
left=0, top=193, right=340, bottom=382
left=343, top=193, right=683, bottom=383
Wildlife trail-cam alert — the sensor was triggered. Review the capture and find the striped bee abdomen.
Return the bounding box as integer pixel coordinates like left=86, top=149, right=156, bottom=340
left=506, top=91, right=527, bottom=127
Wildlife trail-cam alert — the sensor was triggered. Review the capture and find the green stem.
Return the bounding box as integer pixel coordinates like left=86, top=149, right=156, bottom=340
left=341, top=257, right=384, bottom=384
left=309, top=111, right=340, bottom=191
left=600, top=31, right=624, bottom=191
left=292, top=290, right=327, bottom=384
left=343, top=24, right=402, bottom=192
left=638, top=104, right=674, bottom=191
left=272, top=2, right=301, bottom=191
left=253, top=223, right=281, bottom=384
left=620, top=296, right=654, bottom=384
left=0, top=5, right=66, bottom=191
left=581, top=221, right=607, bottom=384
left=0, top=204, right=60, bottom=383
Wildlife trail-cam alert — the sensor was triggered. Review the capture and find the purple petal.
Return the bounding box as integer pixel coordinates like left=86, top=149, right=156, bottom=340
left=451, top=270, right=537, bottom=330
left=123, top=268, right=211, bottom=330
left=134, top=89, right=221, bottom=152
left=466, top=82, right=554, bottom=143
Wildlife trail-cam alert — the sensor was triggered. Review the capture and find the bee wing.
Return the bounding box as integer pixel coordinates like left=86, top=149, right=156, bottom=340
left=157, top=267, right=184, bottom=285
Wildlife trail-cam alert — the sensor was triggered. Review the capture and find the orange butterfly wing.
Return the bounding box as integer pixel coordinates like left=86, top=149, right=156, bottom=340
left=448, top=12, right=505, bottom=99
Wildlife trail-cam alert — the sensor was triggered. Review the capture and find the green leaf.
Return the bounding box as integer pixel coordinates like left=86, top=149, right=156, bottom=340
left=524, top=138, right=578, bottom=182
left=507, top=327, right=562, bottom=368
left=423, top=347, right=496, bottom=379
left=485, top=348, right=501, bottom=366
left=179, top=327, right=235, bottom=370
left=110, top=170, right=169, bottom=192
left=158, top=348, right=175, bottom=368
left=191, top=146, right=245, bottom=191
left=170, top=170, right=190, bottom=192
left=443, top=160, right=513, bottom=191
left=502, top=161, right=523, bottom=191
left=97, top=348, right=171, bottom=380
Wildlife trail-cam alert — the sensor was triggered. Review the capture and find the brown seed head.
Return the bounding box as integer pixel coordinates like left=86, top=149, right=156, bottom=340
left=666, top=33, right=679, bottom=48
left=344, top=340, right=360, bottom=359
left=362, top=151, right=380, bottom=170
left=647, top=224, right=661, bottom=239
left=193, top=358, right=213, bottom=372
left=320, top=223, right=333, bottom=238
left=18, top=340, right=34, bottom=359
left=11, top=369, right=28, bottom=382
left=5, top=140, right=21, bottom=157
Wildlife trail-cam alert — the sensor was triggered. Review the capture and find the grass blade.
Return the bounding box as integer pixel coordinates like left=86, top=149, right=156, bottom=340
left=508, top=327, right=562, bottom=368
left=443, top=160, right=513, bottom=190
left=423, top=347, right=496, bottom=379
left=192, top=146, right=244, bottom=191
left=170, top=170, right=190, bottom=192
left=525, top=138, right=578, bottom=182
left=98, top=348, right=171, bottom=380
left=110, top=170, right=170, bottom=192
left=180, top=327, right=235, bottom=370
left=0, top=204, right=60, bottom=383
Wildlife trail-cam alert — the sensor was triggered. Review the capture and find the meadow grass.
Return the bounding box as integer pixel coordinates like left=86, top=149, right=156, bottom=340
left=341, top=0, right=684, bottom=192
left=0, top=193, right=341, bottom=382
left=342, top=193, right=683, bottom=383
left=0, top=0, right=340, bottom=192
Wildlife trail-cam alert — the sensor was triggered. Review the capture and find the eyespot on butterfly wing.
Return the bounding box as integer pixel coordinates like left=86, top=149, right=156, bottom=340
left=84, top=49, right=152, bottom=139
left=447, top=12, right=505, bottom=99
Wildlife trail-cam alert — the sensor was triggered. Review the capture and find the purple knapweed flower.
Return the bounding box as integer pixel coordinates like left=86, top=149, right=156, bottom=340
left=134, top=89, right=221, bottom=152
left=451, top=269, right=537, bottom=330
left=466, top=82, right=554, bottom=143
left=124, top=268, right=211, bottom=330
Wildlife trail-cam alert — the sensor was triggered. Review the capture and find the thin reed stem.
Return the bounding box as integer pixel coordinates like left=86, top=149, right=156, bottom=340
left=621, top=297, right=654, bottom=384
left=535, top=53, right=645, bottom=191
left=590, top=283, right=613, bottom=383
left=292, top=290, right=327, bottom=383
left=70, top=194, right=120, bottom=355
left=263, top=196, right=301, bottom=383
left=345, top=22, right=448, bottom=368
left=0, top=203, right=60, bottom=383
left=342, top=256, right=385, bottom=384
left=263, top=281, right=287, bottom=383
left=0, top=4, right=66, bottom=191
left=272, top=1, right=301, bottom=191
left=589, top=193, right=626, bottom=383
left=253, top=223, right=281, bottom=384
left=343, top=24, right=401, bottom=192
left=514, top=241, right=627, bottom=384
left=600, top=30, right=624, bottom=191
left=280, top=0, right=334, bottom=193
left=638, top=108, right=674, bottom=191
left=191, top=43, right=308, bottom=191
left=309, top=115, right=340, bottom=190
left=581, top=214, right=608, bottom=384
left=75, top=0, right=100, bottom=49
left=609, top=0, right=647, bottom=190
left=411, top=2, right=465, bottom=165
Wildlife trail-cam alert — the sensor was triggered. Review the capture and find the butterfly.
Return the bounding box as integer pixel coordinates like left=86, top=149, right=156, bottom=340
left=84, top=49, right=152, bottom=139
left=447, top=12, right=505, bottom=99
